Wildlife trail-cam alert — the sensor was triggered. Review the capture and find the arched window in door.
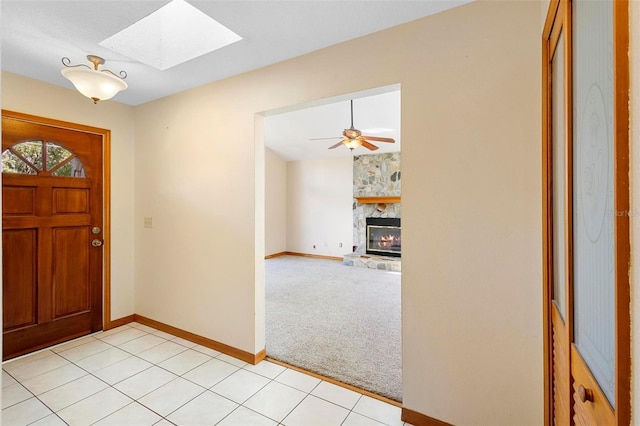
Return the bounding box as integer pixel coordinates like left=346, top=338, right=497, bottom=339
left=2, top=140, right=86, bottom=177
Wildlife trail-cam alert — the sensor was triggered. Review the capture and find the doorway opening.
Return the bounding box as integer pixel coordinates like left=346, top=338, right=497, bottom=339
left=261, top=85, right=402, bottom=402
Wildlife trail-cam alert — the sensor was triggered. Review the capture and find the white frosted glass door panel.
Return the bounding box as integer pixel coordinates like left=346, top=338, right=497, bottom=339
left=551, top=32, right=566, bottom=321
left=572, top=0, right=615, bottom=406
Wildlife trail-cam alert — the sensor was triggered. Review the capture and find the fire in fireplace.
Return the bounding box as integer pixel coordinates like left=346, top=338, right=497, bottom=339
left=366, top=218, right=401, bottom=257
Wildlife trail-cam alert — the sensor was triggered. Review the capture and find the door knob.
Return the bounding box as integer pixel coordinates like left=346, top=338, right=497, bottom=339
left=91, top=239, right=103, bottom=247
left=578, top=385, right=593, bottom=403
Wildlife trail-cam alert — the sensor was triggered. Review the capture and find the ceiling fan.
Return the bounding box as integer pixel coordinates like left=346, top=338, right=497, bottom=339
left=310, top=100, right=395, bottom=151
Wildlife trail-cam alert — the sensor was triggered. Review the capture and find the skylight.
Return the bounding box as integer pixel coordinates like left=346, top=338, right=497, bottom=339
left=99, top=0, right=242, bottom=71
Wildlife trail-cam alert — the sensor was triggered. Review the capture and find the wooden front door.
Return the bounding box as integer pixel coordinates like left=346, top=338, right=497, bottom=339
left=542, top=1, right=630, bottom=424
left=2, top=112, right=104, bottom=360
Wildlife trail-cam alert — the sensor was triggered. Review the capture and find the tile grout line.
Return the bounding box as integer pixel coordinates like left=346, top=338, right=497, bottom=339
left=6, top=329, right=153, bottom=422
left=3, top=369, right=65, bottom=425
left=72, top=329, right=257, bottom=424
left=4, top=324, right=405, bottom=426
left=3, top=327, right=190, bottom=424
left=36, top=331, right=198, bottom=424
left=9, top=358, right=366, bottom=426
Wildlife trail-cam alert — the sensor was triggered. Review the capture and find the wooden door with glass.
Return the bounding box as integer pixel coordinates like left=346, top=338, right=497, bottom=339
left=542, top=0, right=630, bottom=424
left=2, top=111, right=105, bottom=360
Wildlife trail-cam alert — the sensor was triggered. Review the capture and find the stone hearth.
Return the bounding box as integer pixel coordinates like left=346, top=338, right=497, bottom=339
left=343, top=253, right=401, bottom=272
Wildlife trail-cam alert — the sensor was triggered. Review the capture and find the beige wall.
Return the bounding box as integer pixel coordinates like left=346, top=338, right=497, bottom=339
left=265, top=149, right=354, bottom=258
left=264, top=148, right=287, bottom=256
left=133, top=1, right=542, bottom=423
left=1, top=72, right=137, bottom=321
left=286, top=157, right=353, bottom=257
left=399, top=3, right=542, bottom=423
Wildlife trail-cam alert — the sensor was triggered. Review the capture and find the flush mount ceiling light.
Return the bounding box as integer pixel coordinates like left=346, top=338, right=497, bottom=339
left=61, top=55, right=128, bottom=104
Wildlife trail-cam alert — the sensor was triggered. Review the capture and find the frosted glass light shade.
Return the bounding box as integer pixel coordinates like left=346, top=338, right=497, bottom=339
left=344, top=138, right=363, bottom=150
left=61, top=67, right=128, bottom=103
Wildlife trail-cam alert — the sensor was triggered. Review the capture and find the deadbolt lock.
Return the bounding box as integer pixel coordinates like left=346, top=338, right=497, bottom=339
left=92, top=226, right=101, bottom=234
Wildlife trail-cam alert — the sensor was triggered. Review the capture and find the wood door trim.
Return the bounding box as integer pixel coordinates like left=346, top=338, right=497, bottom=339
left=542, top=0, right=560, bottom=39
left=102, top=122, right=113, bottom=330
left=612, top=1, right=631, bottom=423
left=1, top=110, right=113, bottom=329
left=541, top=1, right=631, bottom=423
left=551, top=304, right=570, bottom=424
left=542, top=2, right=571, bottom=423
left=541, top=5, right=553, bottom=423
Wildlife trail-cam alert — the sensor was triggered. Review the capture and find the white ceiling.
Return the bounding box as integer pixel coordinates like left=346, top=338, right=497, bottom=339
left=265, top=87, right=401, bottom=161
left=1, top=0, right=472, bottom=160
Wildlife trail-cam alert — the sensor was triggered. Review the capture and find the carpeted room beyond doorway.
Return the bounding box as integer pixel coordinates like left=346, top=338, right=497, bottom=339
left=265, top=255, right=402, bottom=402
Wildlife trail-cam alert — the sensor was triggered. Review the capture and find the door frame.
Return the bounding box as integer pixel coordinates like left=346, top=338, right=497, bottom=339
left=2, top=109, right=115, bottom=330
left=541, top=1, right=630, bottom=424
left=542, top=2, right=572, bottom=423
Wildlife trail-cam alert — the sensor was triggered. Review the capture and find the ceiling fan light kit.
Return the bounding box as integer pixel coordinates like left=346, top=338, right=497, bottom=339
left=343, top=138, right=363, bottom=150
left=313, top=99, right=395, bottom=152
left=61, top=55, right=128, bottom=104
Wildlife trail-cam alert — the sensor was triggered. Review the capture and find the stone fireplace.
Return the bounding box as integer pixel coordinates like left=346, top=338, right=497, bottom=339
left=352, top=152, right=401, bottom=252
left=343, top=152, right=401, bottom=271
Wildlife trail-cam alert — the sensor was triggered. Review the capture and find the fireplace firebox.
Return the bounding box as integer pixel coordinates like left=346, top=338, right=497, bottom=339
left=366, top=218, right=401, bottom=257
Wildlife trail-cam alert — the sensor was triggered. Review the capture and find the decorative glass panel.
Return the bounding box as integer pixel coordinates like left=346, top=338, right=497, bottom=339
left=572, top=0, right=615, bottom=406
left=551, top=31, right=566, bottom=321
left=1, top=150, right=37, bottom=174
left=52, top=157, right=86, bottom=178
left=46, top=142, right=72, bottom=171
left=1, top=140, right=85, bottom=178
left=13, top=141, right=44, bottom=171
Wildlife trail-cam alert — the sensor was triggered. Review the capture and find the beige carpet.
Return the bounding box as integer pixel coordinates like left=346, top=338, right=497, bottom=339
left=265, top=255, right=402, bottom=401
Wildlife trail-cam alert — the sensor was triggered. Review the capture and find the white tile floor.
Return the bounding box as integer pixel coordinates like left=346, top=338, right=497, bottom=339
left=2, top=322, right=411, bottom=426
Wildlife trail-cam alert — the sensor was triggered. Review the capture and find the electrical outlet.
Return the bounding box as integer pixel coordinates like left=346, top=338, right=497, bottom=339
left=313, top=245, right=316, bottom=249
left=339, top=243, right=343, bottom=247
left=144, top=217, right=153, bottom=228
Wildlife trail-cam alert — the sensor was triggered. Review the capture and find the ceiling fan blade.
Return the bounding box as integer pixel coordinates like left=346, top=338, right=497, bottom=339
left=310, top=136, right=341, bottom=141
left=328, top=141, right=345, bottom=149
left=362, top=136, right=395, bottom=143
left=361, top=140, right=379, bottom=151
